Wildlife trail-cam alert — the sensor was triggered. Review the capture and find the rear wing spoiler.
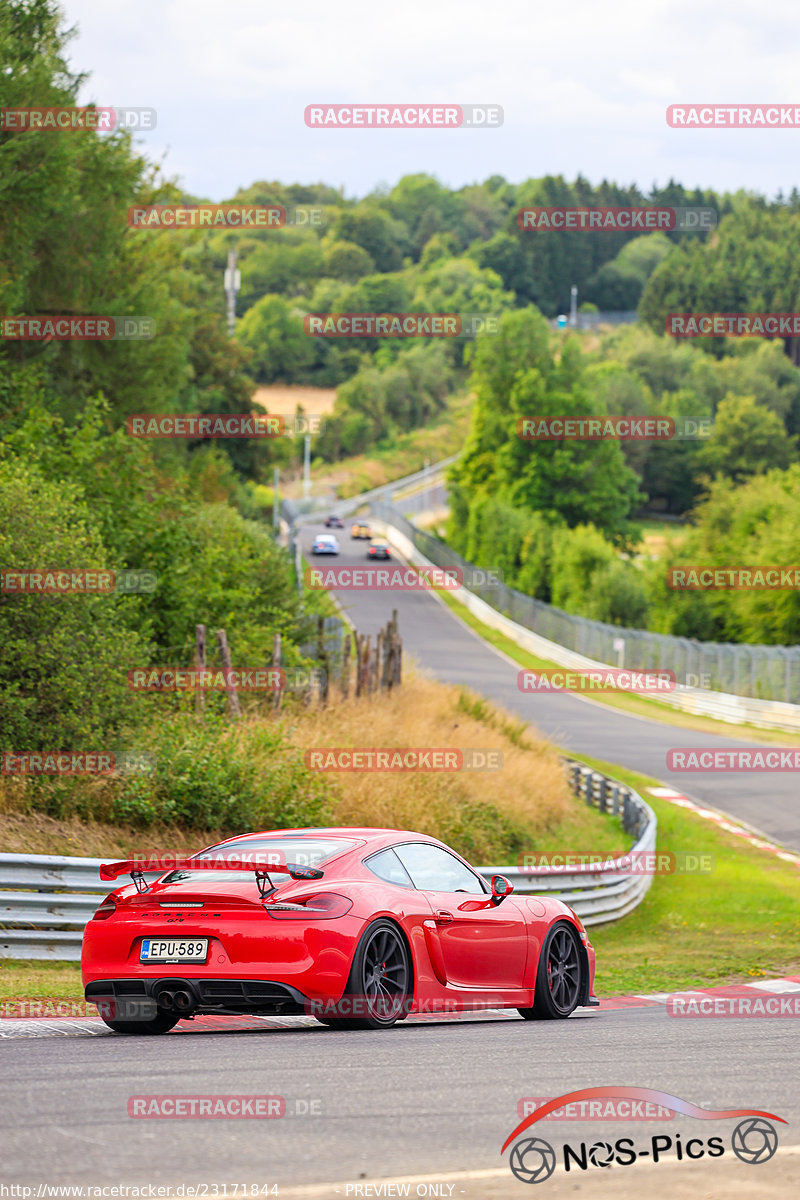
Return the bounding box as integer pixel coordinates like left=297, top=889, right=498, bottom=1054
left=99, top=856, right=324, bottom=895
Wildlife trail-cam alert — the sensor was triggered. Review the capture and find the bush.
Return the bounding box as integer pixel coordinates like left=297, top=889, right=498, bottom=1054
left=112, top=715, right=334, bottom=831
left=583, top=559, right=650, bottom=627
left=550, top=525, right=618, bottom=614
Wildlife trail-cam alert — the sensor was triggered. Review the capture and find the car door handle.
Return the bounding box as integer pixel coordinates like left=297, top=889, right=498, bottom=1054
left=435, top=910, right=454, bottom=925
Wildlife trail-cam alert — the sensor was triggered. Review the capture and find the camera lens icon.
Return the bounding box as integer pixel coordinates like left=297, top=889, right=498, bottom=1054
left=588, top=1140, right=615, bottom=1167
left=509, top=1137, right=557, bottom=1184
left=731, top=1118, right=778, bottom=1165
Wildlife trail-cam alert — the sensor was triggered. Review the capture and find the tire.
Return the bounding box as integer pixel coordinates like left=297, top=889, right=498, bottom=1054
left=518, top=921, right=583, bottom=1020
left=318, top=919, right=412, bottom=1030
left=100, top=1012, right=181, bottom=1035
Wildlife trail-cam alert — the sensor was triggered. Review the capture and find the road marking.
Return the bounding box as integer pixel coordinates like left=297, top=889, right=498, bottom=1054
left=272, top=1146, right=800, bottom=1198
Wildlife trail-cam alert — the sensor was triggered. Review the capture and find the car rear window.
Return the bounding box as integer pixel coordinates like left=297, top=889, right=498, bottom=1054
left=161, top=837, right=356, bottom=883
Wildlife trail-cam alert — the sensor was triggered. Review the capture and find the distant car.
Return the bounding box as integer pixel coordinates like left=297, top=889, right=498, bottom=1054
left=367, top=539, right=391, bottom=560
left=312, top=534, right=340, bottom=555
left=351, top=522, right=373, bottom=540
left=325, top=515, right=344, bottom=529
left=84, top=826, right=597, bottom=1034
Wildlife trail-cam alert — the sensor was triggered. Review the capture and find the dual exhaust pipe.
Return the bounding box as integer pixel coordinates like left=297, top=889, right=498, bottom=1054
left=157, top=987, right=195, bottom=1013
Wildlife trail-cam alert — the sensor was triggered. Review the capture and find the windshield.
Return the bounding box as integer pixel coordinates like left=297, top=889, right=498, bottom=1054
left=160, top=836, right=356, bottom=884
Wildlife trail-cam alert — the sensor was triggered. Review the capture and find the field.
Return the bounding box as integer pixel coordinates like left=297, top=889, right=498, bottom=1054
left=251, top=384, right=337, bottom=416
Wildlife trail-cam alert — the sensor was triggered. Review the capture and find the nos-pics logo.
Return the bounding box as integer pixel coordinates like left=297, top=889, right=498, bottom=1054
left=501, top=1087, right=784, bottom=1185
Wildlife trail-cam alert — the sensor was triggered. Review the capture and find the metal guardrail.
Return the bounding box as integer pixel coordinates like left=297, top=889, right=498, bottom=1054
left=280, top=455, right=458, bottom=530
left=0, top=766, right=655, bottom=960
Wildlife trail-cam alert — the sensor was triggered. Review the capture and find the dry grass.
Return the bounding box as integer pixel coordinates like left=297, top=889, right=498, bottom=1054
left=281, top=672, right=624, bottom=862
left=0, top=671, right=623, bottom=865
left=251, top=384, right=337, bottom=416
left=0, top=806, right=228, bottom=859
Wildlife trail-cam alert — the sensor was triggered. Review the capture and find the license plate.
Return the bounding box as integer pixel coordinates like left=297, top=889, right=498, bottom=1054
left=140, top=938, right=208, bottom=963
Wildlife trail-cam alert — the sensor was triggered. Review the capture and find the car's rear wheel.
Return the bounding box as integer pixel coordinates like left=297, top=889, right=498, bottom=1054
left=317, top=919, right=412, bottom=1030
left=518, top=921, right=583, bottom=1020
left=100, top=1012, right=181, bottom=1035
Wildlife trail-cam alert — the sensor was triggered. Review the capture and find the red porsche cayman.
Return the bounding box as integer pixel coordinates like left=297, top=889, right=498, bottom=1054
left=82, top=827, right=598, bottom=1034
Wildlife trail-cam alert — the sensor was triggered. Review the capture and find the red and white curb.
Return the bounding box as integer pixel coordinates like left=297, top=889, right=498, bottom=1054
left=647, top=786, right=800, bottom=869
left=4, top=982, right=800, bottom=1034
left=600, top=975, right=800, bottom=1011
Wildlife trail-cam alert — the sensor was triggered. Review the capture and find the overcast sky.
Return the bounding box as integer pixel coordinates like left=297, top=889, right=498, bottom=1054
left=61, top=0, right=800, bottom=201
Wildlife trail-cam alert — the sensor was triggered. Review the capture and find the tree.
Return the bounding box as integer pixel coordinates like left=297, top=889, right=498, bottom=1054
left=449, top=309, right=643, bottom=548
left=321, top=239, right=375, bottom=280
left=697, top=394, right=797, bottom=483
left=237, top=294, right=314, bottom=382
left=330, top=205, right=408, bottom=272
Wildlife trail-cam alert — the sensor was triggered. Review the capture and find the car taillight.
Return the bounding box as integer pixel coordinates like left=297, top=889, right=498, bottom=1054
left=92, top=893, right=117, bottom=920
left=263, top=893, right=353, bottom=920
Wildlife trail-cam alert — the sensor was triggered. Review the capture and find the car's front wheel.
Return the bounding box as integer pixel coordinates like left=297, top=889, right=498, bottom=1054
left=100, top=1012, right=181, bottom=1035
left=518, top=921, right=583, bottom=1020
left=317, top=919, right=412, bottom=1030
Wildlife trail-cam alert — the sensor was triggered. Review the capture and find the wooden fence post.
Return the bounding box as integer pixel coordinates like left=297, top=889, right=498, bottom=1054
left=216, top=628, right=242, bottom=720
left=361, top=637, right=371, bottom=695
left=341, top=631, right=351, bottom=698
left=355, top=634, right=363, bottom=698
left=195, top=624, right=206, bottom=716
left=272, top=632, right=282, bottom=711
left=375, top=629, right=384, bottom=692
left=394, top=632, right=402, bottom=687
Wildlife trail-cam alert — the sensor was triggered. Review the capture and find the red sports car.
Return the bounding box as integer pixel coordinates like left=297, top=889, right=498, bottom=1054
left=82, top=827, right=598, bottom=1034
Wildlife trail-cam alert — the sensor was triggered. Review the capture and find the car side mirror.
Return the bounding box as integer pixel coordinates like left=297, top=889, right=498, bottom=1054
left=490, top=875, right=514, bottom=905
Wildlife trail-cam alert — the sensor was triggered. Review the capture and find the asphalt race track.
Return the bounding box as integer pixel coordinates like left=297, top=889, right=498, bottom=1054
left=300, top=522, right=800, bottom=851
left=1, top=1007, right=798, bottom=1195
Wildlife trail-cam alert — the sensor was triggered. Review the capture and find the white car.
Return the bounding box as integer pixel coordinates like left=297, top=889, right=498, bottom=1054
left=312, top=534, right=340, bottom=555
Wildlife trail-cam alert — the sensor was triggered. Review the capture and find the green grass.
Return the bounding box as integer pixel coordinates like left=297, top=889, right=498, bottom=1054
left=0, top=960, right=85, bottom=1006
left=569, top=755, right=800, bottom=995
